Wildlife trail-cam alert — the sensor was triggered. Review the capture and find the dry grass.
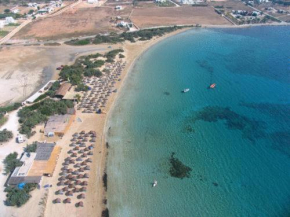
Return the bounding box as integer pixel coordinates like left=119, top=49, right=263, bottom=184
left=131, top=5, right=231, bottom=28
left=14, top=7, right=120, bottom=40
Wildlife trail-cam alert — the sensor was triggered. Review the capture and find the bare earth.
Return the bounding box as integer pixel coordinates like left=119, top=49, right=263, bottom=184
left=0, top=45, right=115, bottom=106
left=131, top=6, right=231, bottom=28
left=13, top=6, right=129, bottom=40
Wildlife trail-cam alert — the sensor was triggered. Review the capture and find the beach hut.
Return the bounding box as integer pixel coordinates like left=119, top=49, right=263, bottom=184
left=77, top=201, right=84, bottom=207
left=54, top=198, right=61, bottom=204
left=64, top=198, right=71, bottom=204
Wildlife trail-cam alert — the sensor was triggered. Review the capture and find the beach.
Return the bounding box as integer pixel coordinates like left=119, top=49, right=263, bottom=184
left=0, top=27, right=191, bottom=217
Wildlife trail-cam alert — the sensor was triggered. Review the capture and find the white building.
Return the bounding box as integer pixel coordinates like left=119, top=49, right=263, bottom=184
left=87, top=0, right=98, bottom=3
left=0, top=20, right=5, bottom=29
left=181, top=0, right=203, bottom=4
left=5, top=17, right=16, bottom=25
left=115, top=5, right=123, bottom=10
left=156, top=0, right=167, bottom=2
left=28, top=3, right=39, bottom=8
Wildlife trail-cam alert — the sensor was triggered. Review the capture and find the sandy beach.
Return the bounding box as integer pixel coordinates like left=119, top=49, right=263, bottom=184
left=0, top=27, right=191, bottom=217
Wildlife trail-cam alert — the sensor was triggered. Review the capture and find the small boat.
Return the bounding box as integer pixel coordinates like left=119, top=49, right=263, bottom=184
left=152, top=180, right=158, bottom=187
left=182, top=88, right=190, bottom=93
left=209, top=83, right=216, bottom=89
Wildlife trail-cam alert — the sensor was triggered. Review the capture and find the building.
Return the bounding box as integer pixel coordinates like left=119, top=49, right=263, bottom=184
left=5, top=17, right=16, bottom=25
left=115, top=5, right=123, bottom=10
left=28, top=3, right=39, bottom=8
left=155, top=0, right=166, bottom=3
left=55, top=82, right=72, bottom=98
left=7, top=143, right=61, bottom=186
left=44, top=114, right=75, bottom=137
left=87, top=0, right=98, bottom=3
left=0, top=20, right=5, bottom=29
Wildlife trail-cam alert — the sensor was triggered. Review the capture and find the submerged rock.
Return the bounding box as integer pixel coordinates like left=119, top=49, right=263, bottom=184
left=169, top=152, right=192, bottom=179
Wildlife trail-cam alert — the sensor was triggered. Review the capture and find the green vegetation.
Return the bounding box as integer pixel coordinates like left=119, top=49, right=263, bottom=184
left=3, top=152, right=23, bottom=175
left=0, top=129, right=13, bottom=143
left=46, top=81, right=60, bottom=97
left=0, top=30, right=9, bottom=37
left=0, top=103, right=22, bottom=114
left=18, top=99, right=74, bottom=137
left=5, top=183, right=37, bottom=207
left=59, top=50, right=123, bottom=88
left=33, top=93, right=48, bottom=103
left=169, top=152, right=192, bottom=179
left=65, top=38, right=91, bottom=46
left=24, top=142, right=37, bottom=153
left=156, top=0, right=176, bottom=7
left=0, top=13, right=23, bottom=19
left=119, top=53, right=125, bottom=59
left=65, top=26, right=191, bottom=46
left=7, top=23, right=20, bottom=27
left=0, top=115, right=8, bottom=127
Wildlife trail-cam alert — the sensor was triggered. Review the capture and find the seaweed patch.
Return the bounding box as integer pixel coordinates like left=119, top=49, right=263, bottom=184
left=268, top=131, right=290, bottom=158
left=169, top=152, right=192, bottom=179
left=196, top=60, right=214, bottom=73
left=193, top=106, right=266, bottom=142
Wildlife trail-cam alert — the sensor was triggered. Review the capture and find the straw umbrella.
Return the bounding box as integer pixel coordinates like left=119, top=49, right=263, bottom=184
left=77, top=201, right=84, bottom=207
left=88, top=151, right=93, bottom=155
left=66, top=191, right=73, bottom=196
left=77, top=174, right=84, bottom=179
left=82, top=181, right=88, bottom=186
left=56, top=190, right=63, bottom=195
left=83, top=173, right=89, bottom=178
left=64, top=198, right=71, bottom=204
left=54, top=198, right=61, bottom=204
left=78, top=194, right=85, bottom=199
left=75, top=180, right=82, bottom=185
left=62, top=187, right=68, bottom=192
left=80, top=187, right=87, bottom=192
left=58, top=181, right=65, bottom=186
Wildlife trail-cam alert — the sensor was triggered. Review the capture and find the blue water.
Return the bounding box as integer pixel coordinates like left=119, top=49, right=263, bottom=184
left=106, top=27, right=290, bottom=217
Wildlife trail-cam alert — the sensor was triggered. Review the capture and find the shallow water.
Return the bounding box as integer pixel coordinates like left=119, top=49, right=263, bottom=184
left=106, top=27, right=290, bottom=216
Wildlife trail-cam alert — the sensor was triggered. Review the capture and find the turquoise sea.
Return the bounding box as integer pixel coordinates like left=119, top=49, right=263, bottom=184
left=106, top=27, right=290, bottom=216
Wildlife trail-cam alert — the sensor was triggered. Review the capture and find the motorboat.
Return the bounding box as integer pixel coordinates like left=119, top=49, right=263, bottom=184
left=153, top=180, right=158, bottom=187
left=209, top=83, right=216, bottom=89
left=182, top=88, right=190, bottom=93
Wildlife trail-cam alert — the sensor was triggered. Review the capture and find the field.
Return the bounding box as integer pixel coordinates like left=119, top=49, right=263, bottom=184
left=209, top=1, right=252, bottom=11
left=14, top=7, right=123, bottom=40
left=131, top=6, right=231, bottom=28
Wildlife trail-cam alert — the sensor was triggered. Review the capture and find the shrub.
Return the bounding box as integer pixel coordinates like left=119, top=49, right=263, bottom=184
left=0, top=129, right=13, bottom=142
left=24, top=142, right=37, bottom=153
left=3, top=152, right=23, bottom=175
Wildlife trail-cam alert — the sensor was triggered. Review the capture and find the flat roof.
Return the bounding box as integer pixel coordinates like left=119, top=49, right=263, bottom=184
left=25, top=80, right=56, bottom=103
left=11, top=153, right=36, bottom=177
left=55, top=83, right=72, bottom=97
left=44, top=115, right=72, bottom=134
left=35, top=142, right=56, bottom=160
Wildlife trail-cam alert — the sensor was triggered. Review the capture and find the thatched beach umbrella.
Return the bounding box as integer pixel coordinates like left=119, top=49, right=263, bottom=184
left=78, top=194, right=85, bottom=199
left=54, top=198, right=61, bottom=204
left=64, top=198, right=71, bottom=204
left=56, top=190, right=63, bottom=195
left=66, top=191, right=73, bottom=196
left=75, top=180, right=82, bottom=185
left=68, top=184, right=75, bottom=189
left=81, top=161, right=87, bottom=166
left=88, top=151, right=93, bottom=155
left=80, top=187, right=87, bottom=192
left=83, top=173, right=89, bottom=178
left=82, top=181, right=88, bottom=186
left=82, top=153, right=87, bottom=158
left=86, top=158, right=92, bottom=163
left=77, top=174, right=84, bottom=179
left=58, top=181, right=65, bottom=186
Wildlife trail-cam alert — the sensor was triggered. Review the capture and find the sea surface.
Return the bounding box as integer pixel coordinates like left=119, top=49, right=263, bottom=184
left=106, top=27, right=290, bottom=217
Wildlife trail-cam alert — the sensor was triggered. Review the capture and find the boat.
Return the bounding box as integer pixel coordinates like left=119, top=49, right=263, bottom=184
left=209, top=83, right=216, bottom=89
left=152, top=180, right=158, bottom=187
left=182, top=88, right=190, bottom=93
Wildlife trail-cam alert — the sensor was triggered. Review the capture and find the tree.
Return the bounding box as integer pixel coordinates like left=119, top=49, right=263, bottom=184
left=4, top=9, right=10, bottom=13
left=0, top=129, right=13, bottom=142
left=3, top=152, right=23, bottom=175
left=74, top=94, right=81, bottom=103
left=24, top=142, right=37, bottom=153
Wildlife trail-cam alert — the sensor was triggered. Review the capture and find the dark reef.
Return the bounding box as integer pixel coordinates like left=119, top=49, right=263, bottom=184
left=169, top=152, right=192, bottom=179
left=193, top=106, right=266, bottom=142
